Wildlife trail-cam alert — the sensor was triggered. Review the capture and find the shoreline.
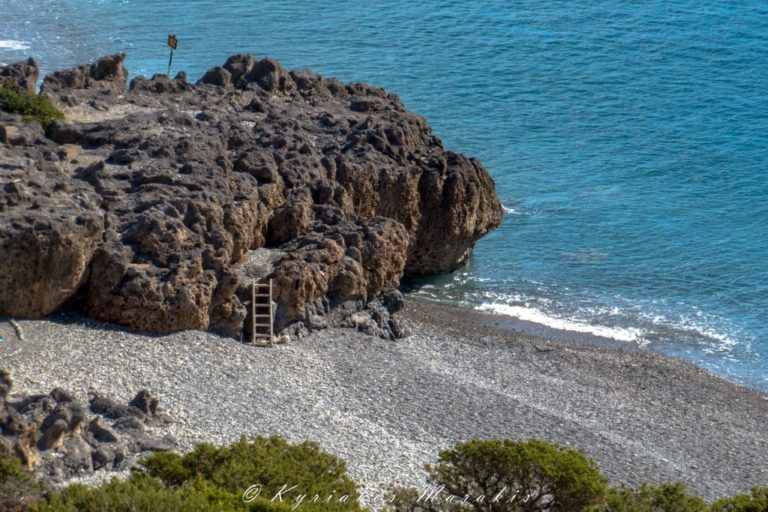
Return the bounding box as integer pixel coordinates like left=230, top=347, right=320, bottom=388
left=405, top=297, right=640, bottom=351
left=2, top=300, right=768, bottom=505
left=407, top=295, right=767, bottom=393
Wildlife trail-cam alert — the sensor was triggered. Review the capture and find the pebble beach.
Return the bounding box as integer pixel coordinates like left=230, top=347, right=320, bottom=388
left=2, top=300, right=767, bottom=507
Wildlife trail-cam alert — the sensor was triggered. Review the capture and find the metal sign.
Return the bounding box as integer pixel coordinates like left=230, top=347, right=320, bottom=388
left=166, top=34, right=178, bottom=77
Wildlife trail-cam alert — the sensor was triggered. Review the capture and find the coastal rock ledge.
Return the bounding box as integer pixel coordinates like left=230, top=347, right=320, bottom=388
left=0, top=54, right=503, bottom=339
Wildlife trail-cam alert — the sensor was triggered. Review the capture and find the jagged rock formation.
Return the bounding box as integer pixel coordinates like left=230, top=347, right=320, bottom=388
left=0, top=57, right=39, bottom=94
left=0, top=54, right=503, bottom=339
left=0, top=369, right=176, bottom=486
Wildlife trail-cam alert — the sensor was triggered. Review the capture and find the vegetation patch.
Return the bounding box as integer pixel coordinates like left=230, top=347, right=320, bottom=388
left=0, top=78, right=64, bottom=128
left=388, top=438, right=607, bottom=511
left=0, top=435, right=365, bottom=512
left=2, top=435, right=767, bottom=511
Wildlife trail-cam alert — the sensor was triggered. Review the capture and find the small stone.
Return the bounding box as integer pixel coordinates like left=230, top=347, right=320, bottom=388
left=87, top=417, right=120, bottom=443
left=50, top=387, right=75, bottom=403
left=128, top=390, right=158, bottom=417
left=92, top=445, right=115, bottom=470
left=112, top=416, right=145, bottom=433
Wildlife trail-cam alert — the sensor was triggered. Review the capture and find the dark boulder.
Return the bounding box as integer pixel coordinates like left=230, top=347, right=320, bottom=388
left=128, top=390, right=158, bottom=417
left=198, top=66, right=232, bottom=88
left=0, top=370, right=177, bottom=485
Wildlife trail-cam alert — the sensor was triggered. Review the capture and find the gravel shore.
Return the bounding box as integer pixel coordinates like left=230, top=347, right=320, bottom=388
left=2, top=300, right=767, bottom=506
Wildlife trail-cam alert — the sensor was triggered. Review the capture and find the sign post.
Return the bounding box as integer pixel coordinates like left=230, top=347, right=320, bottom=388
left=166, top=34, right=178, bottom=77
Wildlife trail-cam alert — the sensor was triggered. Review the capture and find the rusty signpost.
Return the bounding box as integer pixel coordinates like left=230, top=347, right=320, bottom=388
left=166, top=34, right=178, bottom=77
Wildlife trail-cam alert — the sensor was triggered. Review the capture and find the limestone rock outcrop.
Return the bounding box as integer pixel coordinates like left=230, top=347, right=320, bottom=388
left=41, top=53, right=128, bottom=105
left=0, top=137, right=104, bottom=317
left=0, top=369, right=176, bottom=486
left=0, top=57, right=39, bottom=93
left=0, top=54, right=503, bottom=339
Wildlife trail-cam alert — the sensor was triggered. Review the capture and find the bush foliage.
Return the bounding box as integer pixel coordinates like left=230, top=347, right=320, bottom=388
left=389, top=438, right=607, bottom=512
left=33, top=476, right=275, bottom=512
left=712, top=487, right=768, bottom=512
left=1, top=434, right=766, bottom=512
left=0, top=79, right=64, bottom=128
left=604, top=483, right=708, bottom=512
left=138, top=435, right=364, bottom=511
left=0, top=450, right=44, bottom=511
left=1, top=435, right=364, bottom=512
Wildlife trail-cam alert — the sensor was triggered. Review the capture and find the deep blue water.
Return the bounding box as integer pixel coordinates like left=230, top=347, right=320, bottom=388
left=2, top=1, right=767, bottom=389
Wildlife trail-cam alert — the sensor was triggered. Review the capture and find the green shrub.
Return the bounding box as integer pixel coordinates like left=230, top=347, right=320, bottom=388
left=603, top=482, right=708, bottom=512
left=0, top=449, right=43, bottom=511
left=712, top=486, right=768, bottom=512
left=33, top=474, right=292, bottom=512
left=18, top=435, right=365, bottom=511
left=138, top=435, right=365, bottom=511
left=0, top=79, right=64, bottom=128
left=388, top=438, right=607, bottom=512
left=10, top=431, right=764, bottom=512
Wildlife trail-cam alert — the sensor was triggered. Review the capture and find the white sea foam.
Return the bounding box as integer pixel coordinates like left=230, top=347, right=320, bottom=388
left=688, top=326, right=737, bottom=347
left=0, top=40, right=30, bottom=51
left=477, top=302, right=644, bottom=342
left=640, top=311, right=739, bottom=349
left=502, top=205, right=526, bottom=215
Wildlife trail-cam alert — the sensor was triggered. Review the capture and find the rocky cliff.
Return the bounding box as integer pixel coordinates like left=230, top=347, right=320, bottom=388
left=0, top=54, right=503, bottom=340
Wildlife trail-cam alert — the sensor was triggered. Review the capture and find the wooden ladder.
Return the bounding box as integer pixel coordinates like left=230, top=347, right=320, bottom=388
left=250, top=279, right=274, bottom=346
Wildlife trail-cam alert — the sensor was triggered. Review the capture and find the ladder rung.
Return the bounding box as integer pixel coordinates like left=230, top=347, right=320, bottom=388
left=254, top=323, right=272, bottom=328
left=253, top=283, right=270, bottom=288
left=253, top=314, right=271, bottom=318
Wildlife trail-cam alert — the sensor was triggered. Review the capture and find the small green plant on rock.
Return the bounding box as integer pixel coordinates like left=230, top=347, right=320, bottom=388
left=0, top=78, right=64, bottom=128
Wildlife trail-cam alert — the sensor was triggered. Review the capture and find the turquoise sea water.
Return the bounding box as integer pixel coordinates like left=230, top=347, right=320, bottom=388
left=2, top=1, right=767, bottom=389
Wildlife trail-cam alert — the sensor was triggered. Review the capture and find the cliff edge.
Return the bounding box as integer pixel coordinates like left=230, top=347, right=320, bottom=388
left=0, top=54, right=503, bottom=340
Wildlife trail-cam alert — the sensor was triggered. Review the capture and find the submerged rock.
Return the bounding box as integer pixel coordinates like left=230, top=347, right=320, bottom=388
left=0, top=53, right=503, bottom=339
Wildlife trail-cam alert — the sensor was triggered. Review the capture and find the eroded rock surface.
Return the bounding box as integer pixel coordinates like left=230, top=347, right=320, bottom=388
left=0, top=54, right=503, bottom=339
left=0, top=369, right=176, bottom=486
left=0, top=57, right=40, bottom=94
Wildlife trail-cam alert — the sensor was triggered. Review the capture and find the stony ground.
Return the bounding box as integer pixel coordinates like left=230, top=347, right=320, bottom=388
left=2, top=300, right=767, bottom=507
